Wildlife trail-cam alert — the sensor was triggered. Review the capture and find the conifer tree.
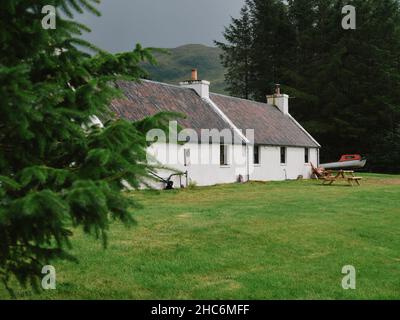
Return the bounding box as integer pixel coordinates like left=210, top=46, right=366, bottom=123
left=0, top=0, right=173, bottom=293
left=292, top=0, right=400, bottom=162
left=218, top=0, right=400, bottom=170
left=215, top=4, right=254, bottom=99
left=247, top=0, right=295, bottom=100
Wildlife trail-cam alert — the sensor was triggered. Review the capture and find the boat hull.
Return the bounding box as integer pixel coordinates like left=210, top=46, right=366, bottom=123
left=320, top=159, right=367, bottom=170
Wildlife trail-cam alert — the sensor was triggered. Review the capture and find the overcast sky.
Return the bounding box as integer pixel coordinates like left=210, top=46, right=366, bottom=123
left=76, top=0, right=245, bottom=52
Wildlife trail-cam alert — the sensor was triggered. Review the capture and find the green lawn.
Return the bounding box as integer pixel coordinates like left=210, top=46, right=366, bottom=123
left=2, top=174, right=400, bottom=299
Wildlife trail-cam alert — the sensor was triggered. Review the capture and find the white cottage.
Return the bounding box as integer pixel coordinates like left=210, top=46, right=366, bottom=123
left=110, top=70, right=321, bottom=189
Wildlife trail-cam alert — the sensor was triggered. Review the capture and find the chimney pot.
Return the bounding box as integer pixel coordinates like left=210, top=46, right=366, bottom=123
left=275, top=84, right=281, bottom=95
left=191, top=69, right=198, bottom=81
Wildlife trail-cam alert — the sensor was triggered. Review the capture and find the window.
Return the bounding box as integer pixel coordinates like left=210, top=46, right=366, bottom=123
left=304, top=147, right=309, bottom=163
left=220, top=144, right=228, bottom=166
left=184, top=148, right=190, bottom=166
left=280, top=147, right=286, bottom=164
left=254, top=145, right=260, bottom=165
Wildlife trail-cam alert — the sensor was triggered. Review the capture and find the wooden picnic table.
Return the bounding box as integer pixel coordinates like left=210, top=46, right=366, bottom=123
left=322, top=170, right=362, bottom=186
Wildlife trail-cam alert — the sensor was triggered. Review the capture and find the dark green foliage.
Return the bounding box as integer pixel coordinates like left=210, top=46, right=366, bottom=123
left=0, top=0, right=174, bottom=293
left=218, top=0, right=400, bottom=171
left=248, top=0, right=295, bottom=101
left=370, top=126, right=400, bottom=173
left=215, top=4, right=254, bottom=99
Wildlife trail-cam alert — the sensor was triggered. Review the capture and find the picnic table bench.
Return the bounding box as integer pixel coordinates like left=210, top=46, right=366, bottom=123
left=322, top=170, right=362, bottom=186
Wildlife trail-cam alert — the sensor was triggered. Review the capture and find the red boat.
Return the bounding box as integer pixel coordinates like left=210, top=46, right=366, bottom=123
left=320, top=154, right=367, bottom=170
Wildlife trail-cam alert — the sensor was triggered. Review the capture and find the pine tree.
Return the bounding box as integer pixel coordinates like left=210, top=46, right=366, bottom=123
left=215, top=3, right=254, bottom=99
left=285, top=0, right=340, bottom=157
left=219, top=0, right=400, bottom=170
left=294, top=0, right=400, bottom=163
left=0, top=0, right=175, bottom=293
left=218, top=0, right=295, bottom=101
left=285, top=0, right=322, bottom=104
left=372, top=125, right=400, bottom=173
left=247, top=0, right=295, bottom=100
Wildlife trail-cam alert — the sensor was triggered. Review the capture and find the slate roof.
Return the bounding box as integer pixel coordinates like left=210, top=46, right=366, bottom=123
left=110, top=80, right=231, bottom=134
left=210, top=93, right=320, bottom=148
left=110, top=79, right=320, bottom=148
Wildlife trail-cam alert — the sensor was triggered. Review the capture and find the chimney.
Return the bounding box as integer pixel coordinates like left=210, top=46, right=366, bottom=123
left=180, top=69, right=210, bottom=99
left=191, top=68, right=198, bottom=81
left=267, top=84, right=289, bottom=115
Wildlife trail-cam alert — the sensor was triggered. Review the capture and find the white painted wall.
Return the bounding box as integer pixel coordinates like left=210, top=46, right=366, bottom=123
left=250, top=146, right=318, bottom=181
left=146, top=142, right=248, bottom=188
left=146, top=142, right=318, bottom=189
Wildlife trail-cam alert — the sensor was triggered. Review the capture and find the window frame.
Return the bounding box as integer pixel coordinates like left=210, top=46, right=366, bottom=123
left=280, top=146, right=287, bottom=165
left=304, top=147, right=309, bottom=164
left=220, top=144, right=229, bottom=166
left=254, top=145, right=260, bottom=165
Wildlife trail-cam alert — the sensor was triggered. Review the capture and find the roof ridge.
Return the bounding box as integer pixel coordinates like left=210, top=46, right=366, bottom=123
left=128, top=80, right=265, bottom=107
left=210, top=92, right=272, bottom=107
left=138, top=78, right=188, bottom=90
left=139, top=80, right=268, bottom=106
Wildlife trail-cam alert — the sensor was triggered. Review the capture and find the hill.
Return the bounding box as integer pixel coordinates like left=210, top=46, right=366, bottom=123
left=144, top=44, right=227, bottom=94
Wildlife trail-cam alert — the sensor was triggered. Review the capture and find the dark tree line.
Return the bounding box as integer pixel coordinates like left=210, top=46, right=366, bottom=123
left=216, top=0, right=400, bottom=172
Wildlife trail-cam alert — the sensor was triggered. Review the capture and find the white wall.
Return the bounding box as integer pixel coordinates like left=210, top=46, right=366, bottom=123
left=147, top=142, right=248, bottom=188
left=146, top=142, right=318, bottom=188
left=250, top=146, right=318, bottom=181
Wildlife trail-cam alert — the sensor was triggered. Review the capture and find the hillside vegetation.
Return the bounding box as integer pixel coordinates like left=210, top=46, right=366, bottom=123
left=144, top=44, right=227, bottom=94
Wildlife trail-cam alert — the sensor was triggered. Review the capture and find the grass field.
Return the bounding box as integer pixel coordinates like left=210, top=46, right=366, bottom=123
left=1, top=173, right=400, bottom=300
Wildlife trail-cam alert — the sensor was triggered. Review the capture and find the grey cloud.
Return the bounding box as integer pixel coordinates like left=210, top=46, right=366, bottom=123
left=75, top=0, right=245, bottom=52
